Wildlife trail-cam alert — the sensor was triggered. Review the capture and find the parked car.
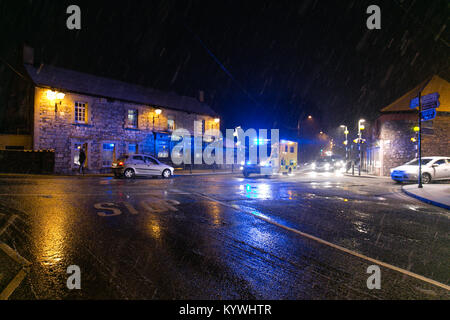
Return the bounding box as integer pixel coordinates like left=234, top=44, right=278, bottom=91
left=311, top=155, right=346, bottom=172
left=390, top=157, right=450, bottom=184
left=112, top=154, right=174, bottom=179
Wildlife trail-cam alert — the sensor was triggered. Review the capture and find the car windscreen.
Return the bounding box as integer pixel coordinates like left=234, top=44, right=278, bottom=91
left=406, top=159, right=433, bottom=166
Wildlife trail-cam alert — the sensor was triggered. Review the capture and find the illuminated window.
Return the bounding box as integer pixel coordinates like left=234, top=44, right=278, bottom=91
left=128, top=143, right=138, bottom=155
left=290, top=146, right=294, bottom=153
left=102, top=143, right=116, bottom=167
left=75, top=102, right=87, bottom=123
left=167, top=118, right=175, bottom=131
left=126, top=109, right=138, bottom=128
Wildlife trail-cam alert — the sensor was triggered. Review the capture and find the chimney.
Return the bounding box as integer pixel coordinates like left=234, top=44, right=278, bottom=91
left=198, top=90, right=205, bottom=103
left=23, top=44, right=34, bottom=65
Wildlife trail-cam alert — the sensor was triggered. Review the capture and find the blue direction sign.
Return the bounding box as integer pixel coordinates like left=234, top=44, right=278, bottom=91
left=410, top=92, right=440, bottom=109
left=421, top=108, right=437, bottom=121
left=410, top=97, right=419, bottom=109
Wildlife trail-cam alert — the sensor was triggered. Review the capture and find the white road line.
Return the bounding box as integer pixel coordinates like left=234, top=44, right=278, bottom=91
left=0, top=268, right=28, bottom=300
left=195, top=192, right=450, bottom=292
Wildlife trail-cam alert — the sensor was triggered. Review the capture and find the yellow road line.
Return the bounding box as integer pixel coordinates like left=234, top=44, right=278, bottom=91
left=0, top=269, right=28, bottom=300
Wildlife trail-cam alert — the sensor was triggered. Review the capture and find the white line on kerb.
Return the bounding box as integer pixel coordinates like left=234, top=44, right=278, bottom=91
left=195, top=192, right=450, bottom=292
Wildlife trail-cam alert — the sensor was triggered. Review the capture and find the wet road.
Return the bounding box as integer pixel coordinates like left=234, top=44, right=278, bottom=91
left=0, top=172, right=449, bottom=299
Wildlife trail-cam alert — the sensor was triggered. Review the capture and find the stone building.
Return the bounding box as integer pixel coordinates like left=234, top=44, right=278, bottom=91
left=366, top=75, right=450, bottom=176
left=22, top=64, right=219, bottom=174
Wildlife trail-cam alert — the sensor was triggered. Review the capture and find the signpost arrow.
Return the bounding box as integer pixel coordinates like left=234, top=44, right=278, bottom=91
left=410, top=92, right=440, bottom=110
left=421, top=108, right=437, bottom=121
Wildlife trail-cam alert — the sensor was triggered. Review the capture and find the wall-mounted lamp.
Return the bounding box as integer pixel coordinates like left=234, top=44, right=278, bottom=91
left=46, top=90, right=65, bottom=114
left=214, top=118, right=220, bottom=123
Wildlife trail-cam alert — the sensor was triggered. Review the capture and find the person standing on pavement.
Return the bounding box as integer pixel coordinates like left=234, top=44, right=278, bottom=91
left=78, top=146, right=86, bottom=174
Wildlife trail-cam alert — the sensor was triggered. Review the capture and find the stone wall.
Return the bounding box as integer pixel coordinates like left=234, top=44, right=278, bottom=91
left=378, top=113, right=450, bottom=176
left=33, top=87, right=219, bottom=174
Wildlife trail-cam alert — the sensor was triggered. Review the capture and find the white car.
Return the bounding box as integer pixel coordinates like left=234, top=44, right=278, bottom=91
left=112, top=154, right=174, bottom=179
left=390, top=157, right=450, bottom=184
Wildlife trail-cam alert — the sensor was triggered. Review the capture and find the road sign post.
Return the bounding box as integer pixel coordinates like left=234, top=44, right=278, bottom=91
left=418, top=91, right=423, bottom=188
left=410, top=92, right=440, bottom=189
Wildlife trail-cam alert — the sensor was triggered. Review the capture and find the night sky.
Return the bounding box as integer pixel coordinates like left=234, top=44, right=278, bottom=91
left=1, top=0, right=449, bottom=139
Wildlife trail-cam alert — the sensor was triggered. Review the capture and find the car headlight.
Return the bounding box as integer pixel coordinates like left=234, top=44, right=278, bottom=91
left=239, top=166, right=244, bottom=170
left=311, top=163, right=316, bottom=169
left=324, top=163, right=330, bottom=169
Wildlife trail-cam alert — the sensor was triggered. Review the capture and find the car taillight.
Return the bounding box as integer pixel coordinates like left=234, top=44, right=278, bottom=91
left=118, top=161, right=124, bottom=166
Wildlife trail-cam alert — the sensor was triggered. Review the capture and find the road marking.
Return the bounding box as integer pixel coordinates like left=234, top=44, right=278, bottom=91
left=94, top=203, right=122, bottom=217
left=195, top=192, right=450, bottom=292
left=0, top=214, right=17, bottom=236
left=0, top=268, right=28, bottom=300
left=0, top=242, right=31, bottom=267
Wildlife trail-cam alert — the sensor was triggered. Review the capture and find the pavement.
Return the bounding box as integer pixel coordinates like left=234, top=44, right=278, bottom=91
left=402, top=184, right=450, bottom=210
left=0, top=171, right=449, bottom=300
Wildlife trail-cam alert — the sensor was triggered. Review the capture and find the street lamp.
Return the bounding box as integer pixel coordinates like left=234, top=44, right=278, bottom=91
left=153, top=109, right=162, bottom=157
left=340, top=125, right=349, bottom=161
left=357, top=119, right=365, bottom=176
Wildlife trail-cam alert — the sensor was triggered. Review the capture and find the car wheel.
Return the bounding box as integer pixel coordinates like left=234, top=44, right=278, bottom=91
left=124, top=168, right=135, bottom=179
left=422, top=173, right=432, bottom=184
left=162, top=169, right=172, bottom=179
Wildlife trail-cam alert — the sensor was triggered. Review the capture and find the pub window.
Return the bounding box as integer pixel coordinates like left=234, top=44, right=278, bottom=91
left=128, top=143, right=138, bottom=155
left=75, top=102, right=87, bottom=123
left=102, top=143, right=116, bottom=167
left=167, top=118, right=175, bottom=131
left=126, top=109, right=138, bottom=128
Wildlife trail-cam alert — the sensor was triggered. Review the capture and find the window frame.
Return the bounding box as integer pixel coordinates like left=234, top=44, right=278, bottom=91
left=74, top=101, right=88, bottom=124
left=126, top=109, right=139, bottom=128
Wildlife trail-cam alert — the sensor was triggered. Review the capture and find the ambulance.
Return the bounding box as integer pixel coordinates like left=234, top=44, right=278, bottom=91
left=241, top=139, right=298, bottom=178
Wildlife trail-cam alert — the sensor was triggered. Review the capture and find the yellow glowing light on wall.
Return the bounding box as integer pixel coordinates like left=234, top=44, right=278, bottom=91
left=154, top=109, right=162, bottom=115
left=46, top=90, right=65, bottom=100
left=46, top=90, right=57, bottom=100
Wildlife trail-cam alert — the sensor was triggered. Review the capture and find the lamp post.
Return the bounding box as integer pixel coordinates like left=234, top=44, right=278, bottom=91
left=152, top=109, right=162, bottom=157
left=358, top=119, right=365, bottom=176
left=340, top=125, right=349, bottom=161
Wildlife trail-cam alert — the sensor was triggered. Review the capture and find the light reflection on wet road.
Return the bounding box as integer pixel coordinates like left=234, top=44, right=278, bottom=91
left=0, top=173, right=448, bottom=299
